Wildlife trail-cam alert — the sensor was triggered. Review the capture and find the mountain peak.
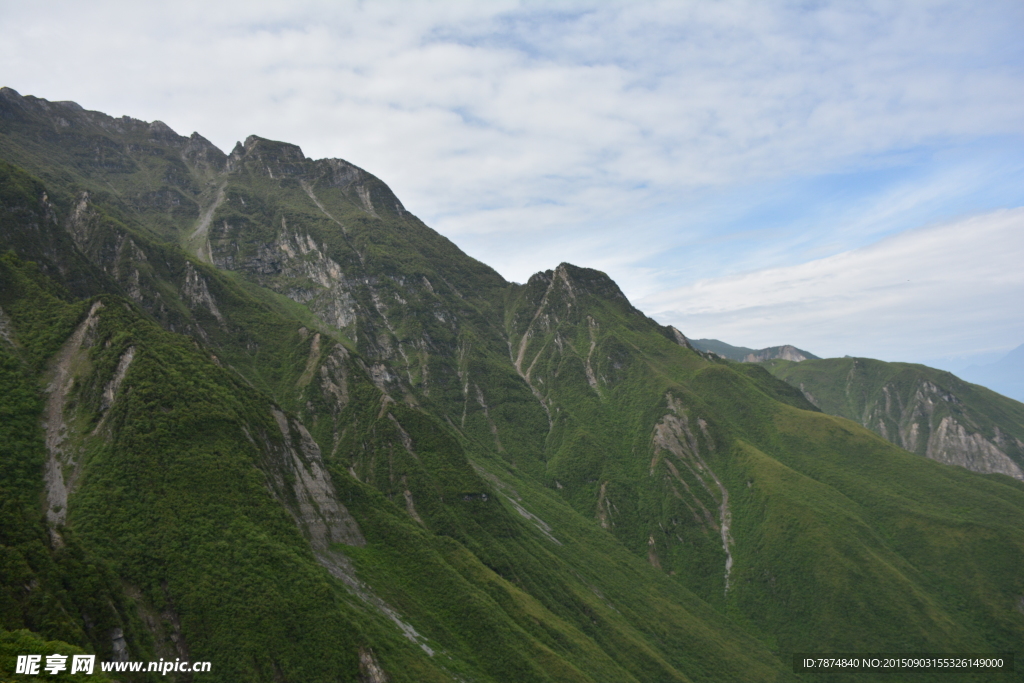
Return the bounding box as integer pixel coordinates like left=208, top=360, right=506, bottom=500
left=743, top=344, right=817, bottom=363
left=552, top=262, right=628, bottom=301
left=4, top=91, right=1024, bottom=682
left=229, top=135, right=309, bottom=177
left=147, top=119, right=179, bottom=141
left=666, top=325, right=694, bottom=349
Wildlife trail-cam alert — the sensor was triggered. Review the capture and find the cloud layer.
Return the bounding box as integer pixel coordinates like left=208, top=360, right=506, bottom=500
left=640, top=208, right=1024, bottom=361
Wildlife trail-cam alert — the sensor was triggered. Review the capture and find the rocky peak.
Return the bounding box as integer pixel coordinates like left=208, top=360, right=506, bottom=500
left=183, top=132, right=227, bottom=171
left=146, top=119, right=180, bottom=142
left=52, top=100, right=85, bottom=112
left=314, top=157, right=369, bottom=191
left=228, top=135, right=309, bottom=178
left=666, top=325, right=694, bottom=350
left=743, top=345, right=817, bottom=363
left=555, top=263, right=628, bottom=300
left=0, top=87, right=36, bottom=119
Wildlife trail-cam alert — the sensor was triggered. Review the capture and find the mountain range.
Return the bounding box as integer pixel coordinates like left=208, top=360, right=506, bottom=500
left=689, top=339, right=819, bottom=364
left=762, top=357, right=1024, bottom=481
left=2, top=88, right=1023, bottom=682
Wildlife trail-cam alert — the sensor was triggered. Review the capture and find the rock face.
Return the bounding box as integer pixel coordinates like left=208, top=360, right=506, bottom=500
left=6, top=89, right=1024, bottom=683
left=650, top=394, right=732, bottom=591
left=743, top=345, right=814, bottom=363
left=766, top=357, right=1024, bottom=479
left=690, top=339, right=819, bottom=363
left=265, top=408, right=365, bottom=549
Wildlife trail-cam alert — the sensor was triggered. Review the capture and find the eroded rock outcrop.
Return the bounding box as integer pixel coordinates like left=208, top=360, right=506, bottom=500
left=262, top=408, right=365, bottom=549
left=650, top=394, right=734, bottom=591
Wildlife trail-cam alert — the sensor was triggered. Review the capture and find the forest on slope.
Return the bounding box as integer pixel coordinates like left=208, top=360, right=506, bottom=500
left=1, top=88, right=1022, bottom=682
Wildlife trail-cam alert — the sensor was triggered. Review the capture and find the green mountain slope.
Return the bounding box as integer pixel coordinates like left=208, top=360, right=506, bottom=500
left=1, top=91, right=794, bottom=682
left=691, top=339, right=819, bottom=363
left=762, top=357, right=1024, bottom=480
left=2, top=89, right=1024, bottom=682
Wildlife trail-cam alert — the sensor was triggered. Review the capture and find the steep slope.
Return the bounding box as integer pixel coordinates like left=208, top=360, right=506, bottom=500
left=1, top=94, right=795, bottom=682
left=3, top=90, right=1024, bottom=682
left=763, top=357, right=1024, bottom=480
left=0, top=86, right=545, bottom=475
left=501, top=265, right=1024, bottom=674
left=691, top=338, right=818, bottom=363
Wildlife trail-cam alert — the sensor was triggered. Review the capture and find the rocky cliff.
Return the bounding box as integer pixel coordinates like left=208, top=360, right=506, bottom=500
left=3, top=90, right=1024, bottom=682
left=764, top=356, right=1024, bottom=479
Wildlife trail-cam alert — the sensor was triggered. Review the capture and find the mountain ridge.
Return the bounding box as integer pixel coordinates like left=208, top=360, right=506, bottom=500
left=2, top=90, right=1024, bottom=682
left=690, top=338, right=819, bottom=363
left=762, top=356, right=1024, bottom=480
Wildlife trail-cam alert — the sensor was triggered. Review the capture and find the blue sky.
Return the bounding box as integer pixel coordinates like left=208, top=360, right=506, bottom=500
left=3, top=0, right=1023, bottom=367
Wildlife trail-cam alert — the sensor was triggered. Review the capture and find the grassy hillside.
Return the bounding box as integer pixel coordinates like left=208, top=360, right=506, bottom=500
left=763, top=357, right=1024, bottom=479
left=3, top=89, right=1024, bottom=681
left=1, top=106, right=794, bottom=681
left=690, top=338, right=818, bottom=362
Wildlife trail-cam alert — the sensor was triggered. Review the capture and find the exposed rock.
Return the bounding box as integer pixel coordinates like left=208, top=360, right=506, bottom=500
left=230, top=135, right=309, bottom=178
left=315, top=551, right=434, bottom=655
left=472, top=464, right=561, bottom=545
left=188, top=182, right=226, bottom=264
left=214, top=226, right=360, bottom=331
left=181, top=261, right=224, bottom=323
left=318, top=345, right=351, bottom=412
left=926, top=416, right=1024, bottom=479
left=110, top=628, right=129, bottom=662
left=358, top=647, right=389, bottom=683
left=402, top=481, right=425, bottom=527
left=473, top=383, right=505, bottom=452
left=596, top=480, right=614, bottom=529
left=297, top=332, right=322, bottom=389
left=743, top=345, right=813, bottom=363
left=652, top=394, right=733, bottom=592
left=865, top=380, right=1024, bottom=479
left=772, top=358, right=1024, bottom=480
left=0, top=305, right=15, bottom=346
left=584, top=315, right=600, bottom=391
left=266, top=409, right=365, bottom=549
left=648, top=535, right=662, bottom=569
left=182, top=132, right=227, bottom=172
left=667, top=325, right=694, bottom=350
left=100, top=346, right=135, bottom=413
left=43, top=301, right=104, bottom=535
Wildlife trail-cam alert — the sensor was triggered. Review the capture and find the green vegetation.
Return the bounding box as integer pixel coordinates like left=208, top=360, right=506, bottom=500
left=2, top=88, right=1022, bottom=681
left=762, top=357, right=1024, bottom=474
left=1, top=629, right=115, bottom=682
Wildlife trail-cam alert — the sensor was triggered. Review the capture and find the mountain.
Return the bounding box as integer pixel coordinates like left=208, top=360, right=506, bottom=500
left=690, top=338, right=819, bottom=363
left=762, top=357, right=1024, bottom=480
left=2, top=88, right=1024, bottom=682
left=960, top=343, right=1024, bottom=404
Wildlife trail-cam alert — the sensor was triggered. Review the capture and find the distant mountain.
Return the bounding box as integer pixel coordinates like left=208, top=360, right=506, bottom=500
left=763, top=357, right=1024, bottom=480
left=691, top=338, right=819, bottom=363
left=3, top=88, right=1024, bottom=682
left=960, top=343, right=1024, bottom=403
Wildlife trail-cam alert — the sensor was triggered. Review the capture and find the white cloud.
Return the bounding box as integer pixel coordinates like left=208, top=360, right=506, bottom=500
left=5, top=2, right=1022, bottom=208
left=639, top=208, right=1024, bottom=361
left=2, top=0, right=1023, bottom=361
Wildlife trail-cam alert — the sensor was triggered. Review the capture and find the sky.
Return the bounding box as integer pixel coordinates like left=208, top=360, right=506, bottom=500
left=2, top=0, right=1023, bottom=368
